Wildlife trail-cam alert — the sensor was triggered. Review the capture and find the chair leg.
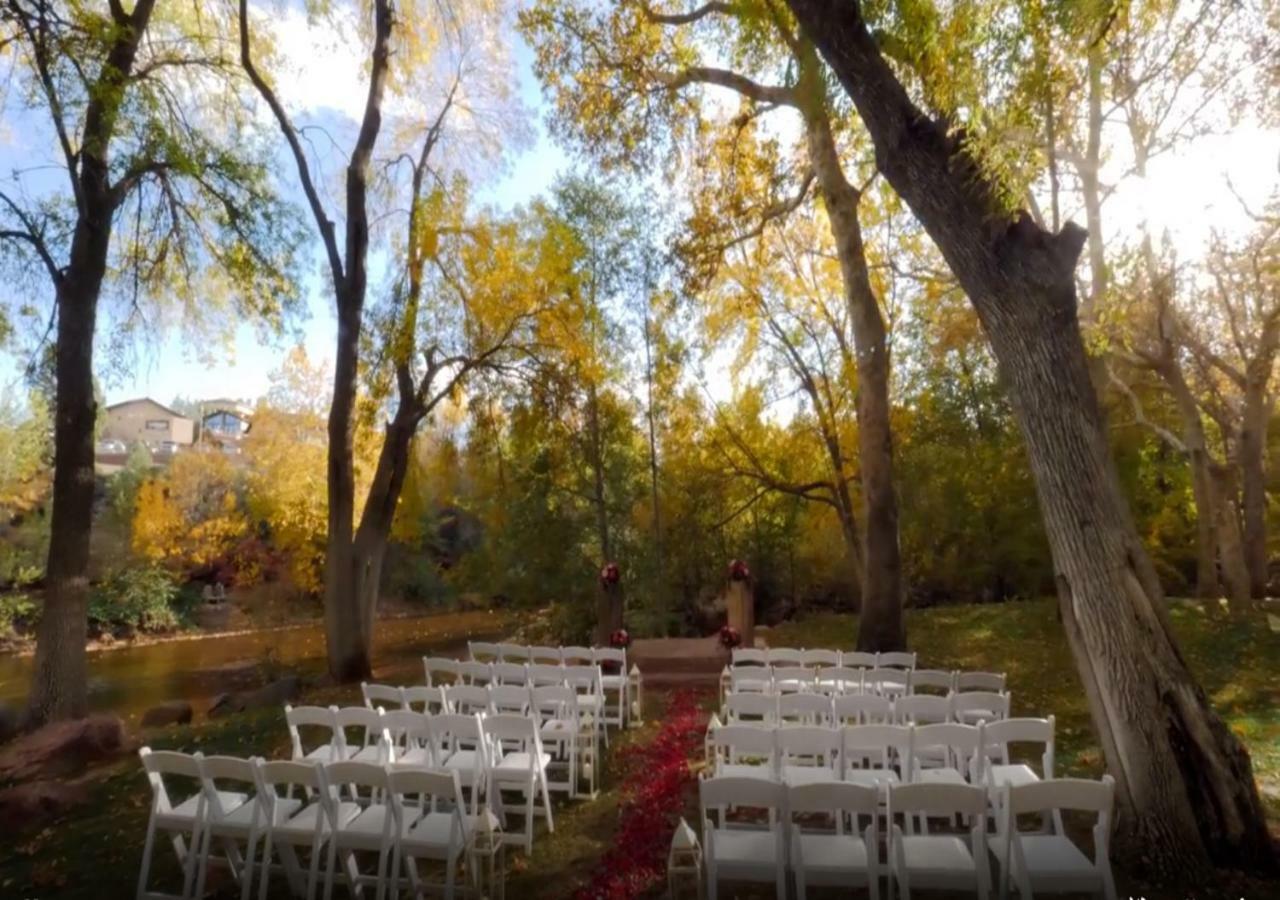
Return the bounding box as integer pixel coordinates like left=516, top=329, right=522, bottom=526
left=540, top=770, right=555, bottom=834
left=136, top=815, right=159, bottom=900
left=239, top=828, right=259, bottom=900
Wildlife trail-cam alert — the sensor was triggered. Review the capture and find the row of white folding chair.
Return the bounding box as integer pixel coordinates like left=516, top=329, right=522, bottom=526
left=723, top=689, right=1013, bottom=727
left=727, top=664, right=1007, bottom=696
left=361, top=682, right=448, bottom=714
left=138, top=747, right=476, bottom=900
left=467, top=641, right=624, bottom=668
left=732, top=648, right=918, bottom=669
left=445, top=649, right=630, bottom=730
left=707, top=718, right=1054, bottom=793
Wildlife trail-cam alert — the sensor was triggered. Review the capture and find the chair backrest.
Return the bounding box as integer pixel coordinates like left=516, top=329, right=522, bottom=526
left=983, top=716, right=1055, bottom=774
left=777, top=693, right=834, bottom=726
left=491, top=662, right=529, bottom=686
left=777, top=725, right=840, bottom=769
left=910, top=723, right=983, bottom=779
left=816, top=666, right=863, bottom=694
left=788, top=782, right=878, bottom=835
left=593, top=647, right=626, bottom=666
left=443, top=684, right=492, bottom=715
left=955, top=670, right=1006, bottom=692
left=888, top=781, right=987, bottom=822
left=468, top=641, right=500, bottom=662
left=424, top=656, right=459, bottom=687
left=799, top=648, right=840, bottom=668
left=877, top=651, right=917, bottom=669
left=833, top=693, right=892, bottom=725
left=528, top=645, right=564, bottom=664
left=724, top=692, right=778, bottom=725
left=561, top=645, right=594, bottom=665
left=842, top=724, right=911, bottom=773
left=321, top=761, right=391, bottom=817
left=1007, top=775, right=1113, bottom=816
left=254, top=759, right=325, bottom=811
left=456, top=661, right=494, bottom=685
left=387, top=767, right=466, bottom=830
left=843, top=651, right=877, bottom=668
left=864, top=666, right=909, bottom=694
left=333, top=705, right=386, bottom=749
left=952, top=690, right=1011, bottom=722
left=531, top=685, right=579, bottom=722
left=362, top=682, right=406, bottom=711
left=200, top=754, right=259, bottom=821
left=731, top=647, right=767, bottom=666
left=429, top=712, right=484, bottom=749
left=729, top=666, right=772, bottom=692
left=383, top=709, right=432, bottom=758
left=285, top=704, right=341, bottom=761
left=527, top=663, right=567, bottom=687
left=711, top=724, right=778, bottom=770
left=489, top=684, right=532, bottom=715
left=909, top=669, right=955, bottom=694
left=700, top=777, right=786, bottom=838
left=481, top=713, right=542, bottom=764
left=894, top=693, right=953, bottom=725
left=140, top=747, right=204, bottom=814
left=563, top=664, right=604, bottom=696
left=771, top=666, right=815, bottom=692
left=401, top=685, right=448, bottom=714
left=766, top=648, right=804, bottom=666
left=496, top=642, right=530, bottom=662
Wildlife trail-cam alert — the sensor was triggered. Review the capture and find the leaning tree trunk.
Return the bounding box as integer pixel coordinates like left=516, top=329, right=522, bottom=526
left=784, top=0, right=1276, bottom=876
left=1209, top=464, right=1252, bottom=610
left=1239, top=381, right=1269, bottom=599
left=803, top=88, right=905, bottom=652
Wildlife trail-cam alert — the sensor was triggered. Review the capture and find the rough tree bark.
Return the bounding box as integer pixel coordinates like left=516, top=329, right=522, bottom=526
left=26, top=0, right=160, bottom=726
left=800, top=52, right=904, bottom=651
left=784, top=0, right=1274, bottom=876
left=1239, top=376, right=1269, bottom=598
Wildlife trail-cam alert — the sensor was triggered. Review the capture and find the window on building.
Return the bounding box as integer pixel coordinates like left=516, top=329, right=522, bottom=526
left=145, top=419, right=169, bottom=431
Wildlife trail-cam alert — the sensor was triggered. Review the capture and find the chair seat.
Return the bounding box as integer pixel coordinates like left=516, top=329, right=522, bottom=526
left=915, top=767, right=967, bottom=785
left=710, top=829, right=782, bottom=867
left=599, top=675, right=627, bottom=689
left=172, top=790, right=247, bottom=821
left=794, top=832, right=871, bottom=874
left=443, top=750, right=482, bottom=774
left=493, top=751, right=552, bottom=777
left=781, top=766, right=841, bottom=787
left=301, top=744, right=340, bottom=764
left=991, top=834, right=1097, bottom=882
left=844, top=769, right=898, bottom=789
left=716, top=763, right=775, bottom=780
left=989, top=764, right=1041, bottom=790
left=898, top=835, right=976, bottom=875
left=339, top=804, right=393, bottom=849
left=276, top=801, right=361, bottom=840
left=209, top=795, right=289, bottom=834
left=394, top=747, right=434, bottom=767
left=347, top=745, right=384, bottom=764
left=539, top=719, right=576, bottom=739
left=401, top=811, right=473, bottom=854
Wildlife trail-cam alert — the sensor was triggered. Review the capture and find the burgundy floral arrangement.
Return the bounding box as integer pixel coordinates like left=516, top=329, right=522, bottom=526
left=609, top=628, right=631, bottom=649
left=573, top=689, right=708, bottom=899
left=719, top=624, right=742, bottom=649
left=599, top=561, right=621, bottom=587
left=728, top=558, right=750, bottom=581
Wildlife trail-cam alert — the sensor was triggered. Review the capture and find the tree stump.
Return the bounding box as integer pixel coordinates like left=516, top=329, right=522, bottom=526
left=594, top=579, right=624, bottom=646
left=726, top=578, right=755, bottom=648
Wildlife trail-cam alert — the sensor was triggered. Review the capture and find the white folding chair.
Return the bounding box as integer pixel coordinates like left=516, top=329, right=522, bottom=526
left=593, top=647, right=629, bottom=729
left=954, top=690, right=1011, bottom=724
left=489, top=684, right=533, bottom=716
left=841, top=724, right=910, bottom=790
left=766, top=647, right=804, bottom=667
left=843, top=651, right=877, bottom=668
left=993, top=777, right=1117, bottom=900
left=799, top=648, right=840, bottom=668
left=287, top=705, right=344, bottom=764
left=531, top=685, right=585, bottom=797
left=253, top=760, right=346, bottom=900
left=729, top=665, right=773, bottom=694
left=423, top=657, right=460, bottom=688
left=731, top=647, right=768, bottom=666
left=772, top=665, right=816, bottom=694
left=456, top=661, right=494, bottom=686
left=700, top=776, right=787, bottom=900
left=888, top=782, right=990, bottom=899
left=386, top=768, right=474, bottom=900
left=777, top=693, right=834, bottom=727
left=894, top=694, right=953, bottom=725
left=527, top=663, right=567, bottom=688
left=361, top=683, right=407, bottom=711
left=709, top=724, right=778, bottom=780
left=564, top=664, right=609, bottom=747
left=528, top=645, right=564, bottom=665
left=560, top=645, right=595, bottom=666
left=788, top=782, right=880, bottom=900
left=138, top=748, right=211, bottom=900
left=443, top=685, right=492, bottom=716
left=865, top=666, right=909, bottom=698
left=909, top=669, right=956, bottom=695
left=724, top=692, right=779, bottom=726
left=319, top=762, right=394, bottom=900
left=491, top=662, right=529, bottom=686
left=834, top=693, right=893, bottom=726
left=332, top=706, right=389, bottom=764
left=194, top=754, right=263, bottom=900
left=955, top=671, right=1006, bottom=693
left=482, top=714, right=554, bottom=853
left=983, top=716, right=1055, bottom=791
left=383, top=710, right=435, bottom=768
left=401, top=685, right=448, bottom=715
left=496, top=642, right=529, bottom=662
left=816, top=666, right=864, bottom=695
left=777, top=725, right=841, bottom=786
left=878, top=651, right=917, bottom=670
left=910, top=723, right=983, bottom=789
left=429, top=713, right=489, bottom=818
left=468, top=641, right=500, bottom=663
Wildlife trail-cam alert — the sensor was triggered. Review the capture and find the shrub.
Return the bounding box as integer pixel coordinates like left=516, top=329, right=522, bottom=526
left=90, top=566, right=180, bottom=632
left=0, top=592, right=37, bottom=638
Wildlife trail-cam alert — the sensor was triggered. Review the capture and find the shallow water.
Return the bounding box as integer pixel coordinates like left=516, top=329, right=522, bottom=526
left=0, top=609, right=510, bottom=724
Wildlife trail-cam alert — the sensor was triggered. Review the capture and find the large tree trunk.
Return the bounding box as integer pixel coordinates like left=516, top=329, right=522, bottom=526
left=1209, top=464, right=1252, bottom=609
left=802, top=79, right=904, bottom=652
left=26, top=0, right=158, bottom=726
left=1239, top=381, right=1269, bottom=598
left=587, top=380, right=611, bottom=561
left=785, top=0, right=1275, bottom=876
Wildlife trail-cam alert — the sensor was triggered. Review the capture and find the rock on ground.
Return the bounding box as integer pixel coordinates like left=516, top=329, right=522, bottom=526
left=140, top=701, right=194, bottom=728
left=0, top=715, right=131, bottom=783
left=0, top=780, right=90, bottom=833
left=207, top=675, right=301, bottom=719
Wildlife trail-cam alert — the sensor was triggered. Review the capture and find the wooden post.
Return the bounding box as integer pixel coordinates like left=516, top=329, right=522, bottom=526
left=726, top=577, right=755, bottom=649
left=594, top=572, right=624, bottom=646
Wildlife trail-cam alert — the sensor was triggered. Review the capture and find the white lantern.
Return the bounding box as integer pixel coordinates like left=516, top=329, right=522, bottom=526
left=667, top=816, right=704, bottom=899
left=718, top=665, right=730, bottom=707
left=704, top=714, right=721, bottom=768
left=473, top=806, right=506, bottom=900
left=629, top=663, right=644, bottom=725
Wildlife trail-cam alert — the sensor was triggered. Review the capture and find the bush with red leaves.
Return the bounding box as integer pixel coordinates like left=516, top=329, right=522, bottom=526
left=573, top=689, right=708, bottom=900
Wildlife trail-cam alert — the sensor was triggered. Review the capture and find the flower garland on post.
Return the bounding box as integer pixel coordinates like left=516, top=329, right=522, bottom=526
left=573, top=689, right=708, bottom=899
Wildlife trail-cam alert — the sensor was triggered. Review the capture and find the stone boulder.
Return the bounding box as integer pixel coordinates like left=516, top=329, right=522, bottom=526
left=140, top=701, right=194, bottom=728
left=0, top=715, right=131, bottom=783
left=0, top=780, right=90, bottom=833
left=207, top=675, right=301, bottom=719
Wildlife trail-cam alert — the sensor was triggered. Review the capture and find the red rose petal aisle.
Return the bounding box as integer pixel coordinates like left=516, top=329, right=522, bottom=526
left=574, top=688, right=709, bottom=900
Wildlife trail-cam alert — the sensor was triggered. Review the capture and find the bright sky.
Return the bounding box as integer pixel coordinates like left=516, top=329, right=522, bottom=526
left=0, top=9, right=1277, bottom=409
